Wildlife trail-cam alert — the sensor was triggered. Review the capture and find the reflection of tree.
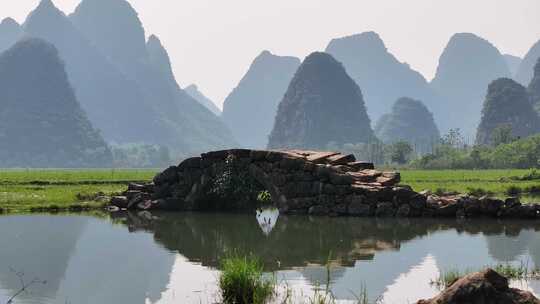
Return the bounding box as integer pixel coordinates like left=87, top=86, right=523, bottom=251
left=0, top=215, right=87, bottom=302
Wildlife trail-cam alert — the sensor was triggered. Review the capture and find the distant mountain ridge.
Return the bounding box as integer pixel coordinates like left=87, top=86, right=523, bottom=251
left=268, top=52, right=374, bottom=149
left=376, top=97, right=440, bottom=154
left=69, top=0, right=236, bottom=153
left=185, top=84, right=221, bottom=116
left=430, top=33, right=511, bottom=138
left=222, top=50, right=301, bottom=148
left=4, top=0, right=236, bottom=156
left=0, top=38, right=112, bottom=167
left=0, top=18, right=23, bottom=53
left=325, top=32, right=437, bottom=124
left=516, top=39, right=540, bottom=86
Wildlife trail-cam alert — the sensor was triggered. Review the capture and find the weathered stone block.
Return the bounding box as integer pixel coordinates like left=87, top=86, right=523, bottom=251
left=348, top=201, right=371, bottom=216
left=308, top=205, right=330, bottom=215
left=376, top=202, right=395, bottom=217
left=153, top=166, right=178, bottom=185
left=396, top=204, right=410, bottom=217
left=327, top=154, right=356, bottom=165
left=329, top=172, right=354, bottom=185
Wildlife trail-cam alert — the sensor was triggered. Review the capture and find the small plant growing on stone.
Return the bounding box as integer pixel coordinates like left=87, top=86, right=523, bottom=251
left=257, top=190, right=272, bottom=205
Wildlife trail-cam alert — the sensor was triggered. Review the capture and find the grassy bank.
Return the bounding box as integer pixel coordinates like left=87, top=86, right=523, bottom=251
left=0, top=169, right=157, bottom=213
left=400, top=169, right=540, bottom=201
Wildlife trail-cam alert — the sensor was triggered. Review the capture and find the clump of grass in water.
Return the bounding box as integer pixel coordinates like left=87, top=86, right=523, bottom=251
left=219, top=255, right=275, bottom=304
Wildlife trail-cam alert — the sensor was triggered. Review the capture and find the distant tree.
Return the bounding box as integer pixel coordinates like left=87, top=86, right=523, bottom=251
left=490, top=124, right=515, bottom=146
left=440, top=129, right=465, bottom=149
left=389, top=141, right=413, bottom=164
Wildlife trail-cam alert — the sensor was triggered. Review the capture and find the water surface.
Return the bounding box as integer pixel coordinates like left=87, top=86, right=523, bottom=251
left=0, top=212, right=539, bottom=303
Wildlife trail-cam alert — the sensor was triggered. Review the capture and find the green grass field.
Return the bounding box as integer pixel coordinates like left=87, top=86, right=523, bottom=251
left=400, top=169, right=540, bottom=201
left=0, top=169, right=157, bottom=212
left=0, top=169, right=538, bottom=212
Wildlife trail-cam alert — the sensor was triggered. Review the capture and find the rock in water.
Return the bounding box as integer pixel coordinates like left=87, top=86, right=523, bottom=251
left=516, top=39, right=540, bottom=86
left=476, top=78, right=540, bottom=145
left=326, top=31, right=437, bottom=123
left=222, top=50, right=301, bottom=148
left=185, top=84, right=221, bottom=116
left=417, top=269, right=540, bottom=304
left=430, top=33, right=511, bottom=138
left=0, top=18, right=23, bottom=53
left=528, top=58, right=540, bottom=113
left=268, top=52, right=375, bottom=150
left=0, top=39, right=112, bottom=167
left=376, top=97, right=440, bottom=154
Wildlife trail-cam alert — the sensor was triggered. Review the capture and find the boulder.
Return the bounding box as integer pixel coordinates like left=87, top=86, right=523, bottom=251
left=417, top=269, right=540, bottom=304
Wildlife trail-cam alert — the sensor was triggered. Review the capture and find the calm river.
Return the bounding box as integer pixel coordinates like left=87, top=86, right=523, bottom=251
left=0, top=212, right=539, bottom=303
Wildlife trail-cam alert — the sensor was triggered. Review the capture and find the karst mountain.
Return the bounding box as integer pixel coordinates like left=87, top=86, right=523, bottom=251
left=503, top=54, right=522, bottom=76
left=325, top=32, right=437, bottom=123
left=70, top=0, right=236, bottom=153
left=23, top=0, right=157, bottom=145
left=375, top=97, right=440, bottom=154
left=222, top=50, right=301, bottom=148
left=0, top=18, right=23, bottom=53
left=185, top=84, right=221, bottom=116
left=516, top=39, right=540, bottom=86
left=430, top=33, right=511, bottom=138
left=268, top=52, right=374, bottom=149
left=527, top=58, right=540, bottom=113
left=0, top=38, right=112, bottom=167
left=476, top=78, right=540, bottom=145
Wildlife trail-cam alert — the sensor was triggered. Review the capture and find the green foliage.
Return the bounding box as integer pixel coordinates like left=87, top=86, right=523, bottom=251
left=490, top=124, right=516, bottom=146
left=207, top=154, right=265, bottom=210
left=509, top=169, right=540, bottom=181
left=412, top=134, right=540, bottom=170
left=257, top=191, right=272, bottom=204
left=111, top=143, right=172, bottom=168
left=388, top=141, right=413, bottom=164
left=219, top=255, right=275, bottom=304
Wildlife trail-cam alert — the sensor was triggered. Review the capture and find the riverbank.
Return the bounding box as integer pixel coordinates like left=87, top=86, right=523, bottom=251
left=0, top=169, right=156, bottom=213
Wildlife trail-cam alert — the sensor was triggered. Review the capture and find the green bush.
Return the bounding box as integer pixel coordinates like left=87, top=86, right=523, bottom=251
left=219, top=255, right=275, bottom=304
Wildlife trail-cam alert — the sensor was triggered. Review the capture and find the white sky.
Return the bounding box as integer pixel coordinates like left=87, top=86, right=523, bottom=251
left=2, top=0, right=540, bottom=108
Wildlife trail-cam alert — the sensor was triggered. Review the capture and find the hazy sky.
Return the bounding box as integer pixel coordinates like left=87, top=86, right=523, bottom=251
left=2, top=0, right=540, bottom=108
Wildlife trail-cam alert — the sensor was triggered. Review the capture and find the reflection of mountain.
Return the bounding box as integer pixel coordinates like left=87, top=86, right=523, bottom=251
left=0, top=215, right=87, bottom=303
left=0, top=215, right=175, bottom=304
left=57, top=217, right=175, bottom=304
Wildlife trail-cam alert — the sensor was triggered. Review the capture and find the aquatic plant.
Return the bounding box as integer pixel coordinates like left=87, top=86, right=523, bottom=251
left=219, top=255, right=275, bottom=304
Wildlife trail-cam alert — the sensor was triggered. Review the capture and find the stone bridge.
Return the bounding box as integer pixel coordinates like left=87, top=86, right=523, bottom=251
left=110, top=149, right=540, bottom=218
